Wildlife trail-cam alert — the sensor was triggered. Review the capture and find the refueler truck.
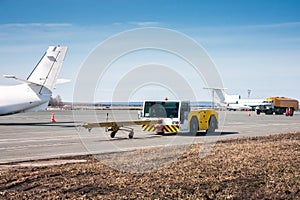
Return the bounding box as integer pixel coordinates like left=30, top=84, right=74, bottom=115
left=82, top=99, right=218, bottom=138
left=255, top=97, right=299, bottom=116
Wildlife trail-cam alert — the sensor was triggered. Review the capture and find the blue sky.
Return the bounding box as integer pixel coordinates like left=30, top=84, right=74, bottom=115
left=0, top=0, right=300, bottom=102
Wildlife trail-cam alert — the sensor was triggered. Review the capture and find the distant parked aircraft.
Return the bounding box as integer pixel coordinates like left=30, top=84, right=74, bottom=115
left=205, top=87, right=265, bottom=111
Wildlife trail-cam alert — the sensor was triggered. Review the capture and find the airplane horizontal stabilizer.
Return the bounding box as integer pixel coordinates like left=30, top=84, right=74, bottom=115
left=56, top=78, right=71, bottom=84
left=4, top=75, right=42, bottom=86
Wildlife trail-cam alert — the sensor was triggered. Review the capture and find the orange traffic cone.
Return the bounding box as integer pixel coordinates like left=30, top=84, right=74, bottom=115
left=248, top=111, right=251, bottom=117
left=51, top=112, right=56, bottom=123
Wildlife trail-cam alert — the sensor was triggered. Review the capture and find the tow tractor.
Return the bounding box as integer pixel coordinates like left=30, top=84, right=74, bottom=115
left=140, top=99, right=218, bottom=135
left=82, top=99, right=218, bottom=138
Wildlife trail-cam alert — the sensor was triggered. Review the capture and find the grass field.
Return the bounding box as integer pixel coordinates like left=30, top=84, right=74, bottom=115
left=0, top=132, right=299, bottom=199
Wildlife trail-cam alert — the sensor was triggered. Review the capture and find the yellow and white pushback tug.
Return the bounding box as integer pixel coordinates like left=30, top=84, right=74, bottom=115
left=82, top=99, right=218, bottom=138
left=140, top=100, right=218, bottom=135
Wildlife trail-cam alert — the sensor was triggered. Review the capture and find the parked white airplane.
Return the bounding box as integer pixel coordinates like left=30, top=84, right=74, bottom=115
left=207, top=88, right=265, bottom=111
left=0, top=46, right=68, bottom=116
left=226, top=99, right=266, bottom=111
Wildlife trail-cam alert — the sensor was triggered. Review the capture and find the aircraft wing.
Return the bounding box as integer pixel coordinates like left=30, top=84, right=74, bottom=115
left=82, top=120, right=158, bottom=139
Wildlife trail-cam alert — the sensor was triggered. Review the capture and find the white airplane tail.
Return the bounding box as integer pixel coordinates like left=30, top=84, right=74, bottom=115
left=27, top=46, right=68, bottom=92
left=205, top=88, right=240, bottom=104
left=1, top=46, right=68, bottom=115
left=223, top=92, right=240, bottom=104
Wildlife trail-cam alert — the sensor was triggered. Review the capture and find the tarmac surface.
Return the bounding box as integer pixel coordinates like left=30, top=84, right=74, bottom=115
left=0, top=110, right=299, bottom=164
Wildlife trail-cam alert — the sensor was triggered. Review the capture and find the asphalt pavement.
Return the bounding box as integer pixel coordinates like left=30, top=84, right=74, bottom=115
left=0, top=110, right=299, bottom=163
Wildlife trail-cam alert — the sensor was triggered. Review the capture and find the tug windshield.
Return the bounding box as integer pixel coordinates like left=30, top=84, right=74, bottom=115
left=143, top=101, right=180, bottom=118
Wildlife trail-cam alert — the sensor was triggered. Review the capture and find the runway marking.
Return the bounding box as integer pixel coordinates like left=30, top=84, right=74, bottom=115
left=0, top=135, right=81, bottom=144
left=0, top=142, right=80, bottom=152
left=223, top=122, right=300, bottom=128
left=0, top=134, right=111, bottom=144
left=0, top=152, right=90, bottom=164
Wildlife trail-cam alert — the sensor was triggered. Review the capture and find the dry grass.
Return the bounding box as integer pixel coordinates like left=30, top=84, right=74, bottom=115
left=0, top=132, right=299, bottom=199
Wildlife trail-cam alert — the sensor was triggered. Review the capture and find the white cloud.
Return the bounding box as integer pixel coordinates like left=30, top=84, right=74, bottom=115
left=182, top=21, right=300, bottom=33
left=128, top=21, right=161, bottom=27
left=112, top=21, right=161, bottom=27
left=0, top=23, right=73, bottom=28
left=243, top=21, right=300, bottom=29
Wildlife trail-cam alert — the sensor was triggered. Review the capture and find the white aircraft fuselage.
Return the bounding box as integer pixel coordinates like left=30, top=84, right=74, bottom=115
left=226, top=99, right=265, bottom=111
left=0, top=84, right=50, bottom=115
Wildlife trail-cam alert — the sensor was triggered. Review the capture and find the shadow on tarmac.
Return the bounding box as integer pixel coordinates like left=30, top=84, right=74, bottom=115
left=168, top=131, right=240, bottom=137
left=94, top=135, right=161, bottom=142
left=77, top=131, right=240, bottom=141
left=0, top=122, right=79, bottom=128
